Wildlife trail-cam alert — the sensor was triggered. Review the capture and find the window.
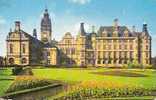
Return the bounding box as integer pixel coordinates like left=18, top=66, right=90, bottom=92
left=146, top=60, right=148, bottom=64
left=146, top=45, right=148, bottom=50
left=108, top=52, right=112, bottom=58
left=47, top=51, right=50, bottom=56
left=108, top=45, right=112, bottom=49
left=97, top=60, right=101, bottom=64
left=81, top=52, right=85, bottom=57
left=98, top=51, right=101, bottom=58
left=124, top=45, right=127, bottom=50
left=124, top=40, right=127, bottom=43
left=103, top=52, right=105, bottom=58
left=71, top=48, right=75, bottom=54
left=119, top=45, right=122, bottom=49
left=119, top=52, right=122, bottom=58
left=124, top=60, right=127, bottom=64
left=48, top=60, right=51, bottom=64
left=98, top=44, right=101, bottom=49
left=130, top=51, right=133, bottom=58
left=108, top=40, right=112, bottom=43
left=146, top=52, right=148, bottom=58
left=22, top=44, right=26, bottom=53
left=66, top=48, right=70, bottom=54
left=21, top=58, right=27, bottom=64
left=130, top=45, right=133, bottom=50
left=9, top=44, right=13, bottom=53
left=103, top=45, right=106, bottom=49
left=9, top=58, right=14, bottom=64
left=124, top=52, right=127, bottom=58
left=114, top=45, right=116, bottom=49
left=119, top=60, right=122, bottom=64
left=108, top=59, right=111, bottom=64
left=129, top=40, right=133, bottom=43
left=114, top=52, right=116, bottom=58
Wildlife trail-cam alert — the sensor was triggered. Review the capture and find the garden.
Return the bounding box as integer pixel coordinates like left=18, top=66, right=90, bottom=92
left=0, top=67, right=156, bottom=99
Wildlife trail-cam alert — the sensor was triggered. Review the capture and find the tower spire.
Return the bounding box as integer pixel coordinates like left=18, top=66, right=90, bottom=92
left=41, top=8, right=52, bottom=43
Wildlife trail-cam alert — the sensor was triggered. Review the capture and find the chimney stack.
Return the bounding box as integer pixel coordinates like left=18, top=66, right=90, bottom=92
left=79, top=22, right=85, bottom=36
left=143, top=22, right=148, bottom=33
left=15, top=21, right=20, bottom=31
left=33, top=29, right=37, bottom=39
left=114, top=18, right=119, bottom=27
left=132, top=25, right=136, bottom=32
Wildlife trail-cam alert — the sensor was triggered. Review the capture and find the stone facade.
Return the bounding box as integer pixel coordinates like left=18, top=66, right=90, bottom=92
left=6, top=9, right=152, bottom=67
left=58, top=20, right=152, bottom=67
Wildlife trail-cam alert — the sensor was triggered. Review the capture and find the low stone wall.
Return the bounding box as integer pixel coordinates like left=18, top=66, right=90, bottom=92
left=2, top=84, right=63, bottom=100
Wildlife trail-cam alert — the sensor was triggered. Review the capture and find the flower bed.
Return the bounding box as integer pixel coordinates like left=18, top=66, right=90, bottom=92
left=6, top=76, right=58, bottom=93
left=54, top=81, right=152, bottom=100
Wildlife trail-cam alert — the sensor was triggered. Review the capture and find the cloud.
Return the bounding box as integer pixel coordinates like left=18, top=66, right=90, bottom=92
left=68, top=0, right=91, bottom=5
left=0, top=0, right=13, bottom=9
left=0, top=16, right=6, bottom=25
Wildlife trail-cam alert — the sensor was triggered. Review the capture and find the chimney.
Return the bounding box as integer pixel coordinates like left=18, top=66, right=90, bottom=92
left=132, top=25, right=136, bottom=32
left=79, top=22, right=85, bottom=36
left=143, top=22, right=148, bottom=33
left=113, top=18, right=119, bottom=27
left=15, top=21, right=20, bottom=31
left=33, top=29, right=37, bottom=39
left=92, top=25, right=95, bottom=33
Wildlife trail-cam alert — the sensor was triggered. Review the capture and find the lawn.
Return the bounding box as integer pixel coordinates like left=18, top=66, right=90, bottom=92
left=33, top=68, right=156, bottom=89
left=1, top=67, right=156, bottom=99
left=0, top=69, right=14, bottom=96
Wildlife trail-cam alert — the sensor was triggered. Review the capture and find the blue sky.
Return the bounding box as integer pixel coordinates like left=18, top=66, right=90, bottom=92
left=0, top=0, right=156, bottom=56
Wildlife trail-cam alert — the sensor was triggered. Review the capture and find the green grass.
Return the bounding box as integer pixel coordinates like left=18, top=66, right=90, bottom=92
left=0, top=69, right=14, bottom=96
left=1, top=67, right=156, bottom=98
left=33, top=68, right=156, bottom=89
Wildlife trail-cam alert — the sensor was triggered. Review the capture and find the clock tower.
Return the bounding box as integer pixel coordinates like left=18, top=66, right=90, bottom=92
left=41, top=9, right=52, bottom=43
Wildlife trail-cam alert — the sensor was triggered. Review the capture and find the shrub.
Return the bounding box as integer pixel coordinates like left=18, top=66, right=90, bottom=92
left=12, top=66, right=33, bottom=75
left=127, top=62, right=142, bottom=69
left=12, top=67, right=23, bottom=75
left=145, top=65, right=153, bottom=69
left=22, top=67, right=33, bottom=75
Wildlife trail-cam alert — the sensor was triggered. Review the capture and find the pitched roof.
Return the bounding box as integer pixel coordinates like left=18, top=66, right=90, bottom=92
left=98, top=26, right=135, bottom=37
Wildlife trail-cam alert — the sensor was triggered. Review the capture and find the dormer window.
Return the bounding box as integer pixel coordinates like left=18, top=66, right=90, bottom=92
left=124, top=29, right=129, bottom=37
left=113, top=30, right=118, bottom=37
left=102, top=30, right=107, bottom=37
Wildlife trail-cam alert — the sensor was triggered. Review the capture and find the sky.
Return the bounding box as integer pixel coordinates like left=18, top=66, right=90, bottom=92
left=0, top=0, right=156, bottom=57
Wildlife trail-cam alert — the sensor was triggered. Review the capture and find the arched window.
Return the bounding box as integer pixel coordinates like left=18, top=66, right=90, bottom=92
left=119, top=59, right=122, bottom=64
left=21, top=58, right=27, bottom=64
left=103, top=60, right=105, bottom=64
left=108, top=59, right=111, bottom=64
left=9, top=58, right=14, bottom=65
left=124, top=60, right=127, bottom=64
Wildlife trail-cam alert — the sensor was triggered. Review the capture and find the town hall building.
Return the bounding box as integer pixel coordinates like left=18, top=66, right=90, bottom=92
left=6, top=9, right=152, bottom=67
